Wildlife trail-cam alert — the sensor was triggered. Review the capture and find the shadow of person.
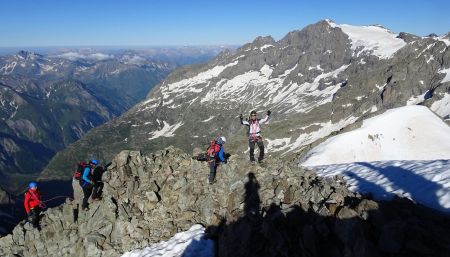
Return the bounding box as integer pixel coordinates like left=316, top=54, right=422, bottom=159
left=244, top=172, right=261, bottom=218
left=357, top=162, right=447, bottom=212
left=344, top=170, right=387, bottom=200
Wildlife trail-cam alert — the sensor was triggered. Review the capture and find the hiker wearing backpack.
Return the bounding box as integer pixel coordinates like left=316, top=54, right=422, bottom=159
left=24, top=182, right=44, bottom=229
left=207, top=136, right=227, bottom=184
left=240, top=110, right=271, bottom=164
left=79, top=159, right=99, bottom=210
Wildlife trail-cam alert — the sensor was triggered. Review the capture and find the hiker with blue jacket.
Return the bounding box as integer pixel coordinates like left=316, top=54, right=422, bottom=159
left=79, top=159, right=99, bottom=210
left=207, top=136, right=227, bottom=184
left=240, top=110, right=271, bottom=164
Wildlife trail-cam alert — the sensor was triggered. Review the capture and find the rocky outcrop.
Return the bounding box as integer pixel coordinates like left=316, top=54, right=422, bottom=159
left=1, top=147, right=449, bottom=257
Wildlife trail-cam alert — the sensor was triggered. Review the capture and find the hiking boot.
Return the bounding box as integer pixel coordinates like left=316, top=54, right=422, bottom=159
left=250, top=160, right=256, bottom=165
left=82, top=206, right=89, bottom=211
left=258, top=160, right=264, bottom=164
left=92, top=197, right=102, bottom=201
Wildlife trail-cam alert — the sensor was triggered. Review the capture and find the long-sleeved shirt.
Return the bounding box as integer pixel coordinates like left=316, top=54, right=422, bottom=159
left=240, top=115, right=270, bottom=138
left=81, top=166, right=92, bottom=187
left=217, top=145, right=226, bottom=162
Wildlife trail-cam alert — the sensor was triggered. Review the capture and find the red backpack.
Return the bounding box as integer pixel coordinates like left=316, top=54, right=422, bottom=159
left=206, top=140, right=221, bottom=159
left=73, top=161, right=88, bottom=180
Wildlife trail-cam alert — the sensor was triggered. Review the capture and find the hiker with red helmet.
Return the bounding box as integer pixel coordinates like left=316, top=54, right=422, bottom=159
left=207, top=136, right=227, bottom=184
left=79, top=159, right=99, bottom=210
left=24, top=182, right=44, bottom=229
left=240, top=110, right=271, bottom=164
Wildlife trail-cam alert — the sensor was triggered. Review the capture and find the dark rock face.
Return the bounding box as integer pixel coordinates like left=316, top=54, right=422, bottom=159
left=1, top=147, right=449, bottom=256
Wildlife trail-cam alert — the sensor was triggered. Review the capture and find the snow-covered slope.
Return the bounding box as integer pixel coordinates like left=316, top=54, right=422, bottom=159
left=301, top=106, right=450, bottom=213
left=431, top=93, right=450, bottom=119
left=305, top=160, right=450, bottom=213
left=302, top=105, right=450, bottom=165
left=121, top=224, right=213, bottom=257
left=327, top=20, right=406, bottom=59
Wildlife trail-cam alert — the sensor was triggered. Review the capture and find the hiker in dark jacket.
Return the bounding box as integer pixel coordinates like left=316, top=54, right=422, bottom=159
left=24, top=182, right=43, bottom=229
left=240, top=110, right=271, bottom=163
left=79, top=159, right=98, bottom=210
left=208, top=136, right=227, bottom=184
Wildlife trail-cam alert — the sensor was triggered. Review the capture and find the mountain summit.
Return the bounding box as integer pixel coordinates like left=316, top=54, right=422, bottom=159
left=42, top=20, right=450, bottom=181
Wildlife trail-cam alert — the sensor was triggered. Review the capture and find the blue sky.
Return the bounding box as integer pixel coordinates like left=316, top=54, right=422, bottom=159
left=0, top=0, right=449, bottom=47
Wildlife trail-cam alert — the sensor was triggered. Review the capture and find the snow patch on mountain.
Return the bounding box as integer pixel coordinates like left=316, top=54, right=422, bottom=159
left=284, top=115, right=358, bottom=154
left=266, top=137, right=291, bottom=152
left=0, top=61, right=17, bottom=74
left=201, top=64, right=275, bottom=104
left=260, top=44, right=274, bottom=51
left=302, top=106, right=450, bottom=166
left=327, top=20, right=406, bottom=59
left=148, top=121, right=184, bottom=140
left=431, top=93, right=450, bottom=118
left=162, top=61, right=238, bottom=101
left=281, top=64, right=298, bottom=77
left=438, top=36, right=450, bottom=46
left=121, top=224, right=213, bottom=257
left=199, top=62, right=348, bottom=114
left=406, top=90, right=431, bottom=105
left=439, top=67, right=450, bottom=83
left=272, top=64, right=349, bottom=112
left=202, top=116, right=215, bottom=122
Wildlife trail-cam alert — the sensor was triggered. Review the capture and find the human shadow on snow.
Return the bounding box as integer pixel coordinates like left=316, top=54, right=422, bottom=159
left=355, top=162, right=448, bottom=213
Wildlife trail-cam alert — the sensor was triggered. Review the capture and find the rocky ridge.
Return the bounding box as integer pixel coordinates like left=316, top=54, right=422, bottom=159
left=2, top=147, right=449, bottom=257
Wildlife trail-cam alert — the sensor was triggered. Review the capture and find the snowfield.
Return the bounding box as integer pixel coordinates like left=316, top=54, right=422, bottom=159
left=431, top=93, right=450, bottom=119
left=327, top=20, right=406, bottom=59
left=301, top=105, right=450, bottom=213
left=148, top=121, right=184, bottom=140
left=121, top=224, right=213, bottom=257
left=302, top=106, right=450, bottom=165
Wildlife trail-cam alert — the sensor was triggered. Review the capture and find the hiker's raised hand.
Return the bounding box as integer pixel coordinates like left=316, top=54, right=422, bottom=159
left=239, top=114, right=243, bottom=119
left=267, top=110, right=271, bottom=116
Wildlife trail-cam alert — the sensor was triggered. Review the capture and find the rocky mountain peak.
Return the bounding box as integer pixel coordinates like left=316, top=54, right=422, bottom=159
left=16, top=50, right=42, bottom=60
left=251, top=35, right=276, bottom=46
left=397, top=32, right=420, bottom=43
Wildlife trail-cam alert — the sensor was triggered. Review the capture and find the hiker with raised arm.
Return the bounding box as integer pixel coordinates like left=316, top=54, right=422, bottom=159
left=240, top=110, right=271, bottom=164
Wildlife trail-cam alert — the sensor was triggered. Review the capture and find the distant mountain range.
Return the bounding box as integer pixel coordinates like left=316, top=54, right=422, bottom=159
left=0, top=47, right=226, bottom=192
left=41, top=20, right=450, bottom=181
